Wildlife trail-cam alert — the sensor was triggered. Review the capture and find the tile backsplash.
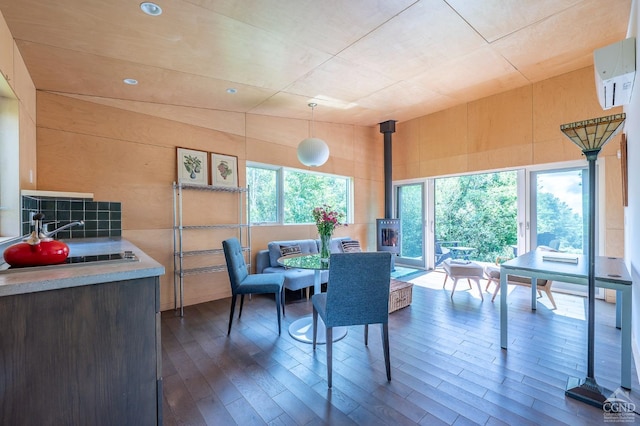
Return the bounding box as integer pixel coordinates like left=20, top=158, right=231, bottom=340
left=21, top=195, right=122, bottom=239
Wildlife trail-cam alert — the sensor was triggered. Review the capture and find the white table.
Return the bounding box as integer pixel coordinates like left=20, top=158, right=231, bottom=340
left=278, top=253, right=347, bottom=344
left=450, top=246, right=476, bottom=260
left=500, top=251, right=632, bottom=389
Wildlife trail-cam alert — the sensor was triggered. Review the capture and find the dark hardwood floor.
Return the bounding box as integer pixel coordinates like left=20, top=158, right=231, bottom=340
left=161, top=270, right=639, bottom=425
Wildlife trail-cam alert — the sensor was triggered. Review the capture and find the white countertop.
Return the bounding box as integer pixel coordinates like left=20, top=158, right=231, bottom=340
left=0, top=237, right=165, bottom=297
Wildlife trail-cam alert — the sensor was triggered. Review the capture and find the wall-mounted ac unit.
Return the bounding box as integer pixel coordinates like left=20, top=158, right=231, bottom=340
left=594, top=37, right=636, bottom=110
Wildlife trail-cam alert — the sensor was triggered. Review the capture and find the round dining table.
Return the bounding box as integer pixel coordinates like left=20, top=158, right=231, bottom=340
left=278, top=253, right=347, bottom=344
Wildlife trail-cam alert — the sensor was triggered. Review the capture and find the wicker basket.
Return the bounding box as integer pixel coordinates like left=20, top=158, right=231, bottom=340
left=389, top=279, right=413, bottom=313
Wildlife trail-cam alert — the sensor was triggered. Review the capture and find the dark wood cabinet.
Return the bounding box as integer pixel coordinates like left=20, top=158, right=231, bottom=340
left=0, top=276, right=162, bottom=425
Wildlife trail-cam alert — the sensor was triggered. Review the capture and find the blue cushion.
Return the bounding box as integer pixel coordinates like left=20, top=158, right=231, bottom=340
left=236, top=272, right=284, bottom=294
left=316, top=236, right=352, bottom=253
left=268, top=239, right=318, bottom=267
left=262, top=265, right=328, bottom=291
left=280, top=244, right=301, bottom=257
left=261, top=238, right=352, bottom=293
left=341, top=240, right=361, bottom=252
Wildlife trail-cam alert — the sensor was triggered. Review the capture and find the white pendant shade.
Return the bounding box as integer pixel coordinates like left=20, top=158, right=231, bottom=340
left=297, top=137, right=329, bottom=167
left=298, top=102, right=330, bottom=167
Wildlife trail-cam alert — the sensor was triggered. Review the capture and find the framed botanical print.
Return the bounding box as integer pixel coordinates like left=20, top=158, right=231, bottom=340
left=211, top=153, right=238, bottom=187
left=177, top=148, right=208, bottom=186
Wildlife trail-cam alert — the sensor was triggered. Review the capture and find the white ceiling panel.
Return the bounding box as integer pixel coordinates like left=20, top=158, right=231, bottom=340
left=0, top=0, right=631, bottom=126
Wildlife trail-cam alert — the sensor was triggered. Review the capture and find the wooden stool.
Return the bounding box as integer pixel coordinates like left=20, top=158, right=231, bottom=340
left=484, top=264, right=557, bottom=309
left=442, top=259, right=484, bottom=301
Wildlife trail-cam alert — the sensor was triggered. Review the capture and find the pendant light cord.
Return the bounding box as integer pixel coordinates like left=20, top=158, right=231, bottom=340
left=309, top=102, right=317, bottom=137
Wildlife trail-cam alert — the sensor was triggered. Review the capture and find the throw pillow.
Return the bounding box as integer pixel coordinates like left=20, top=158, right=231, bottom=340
left=341, top=240, right=362, bottom=253
left=280, top=244, right=302, bottom=257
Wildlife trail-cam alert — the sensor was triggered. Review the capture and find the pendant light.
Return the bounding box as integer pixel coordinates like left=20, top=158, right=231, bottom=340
left=297, top=103, right=329, bottom=167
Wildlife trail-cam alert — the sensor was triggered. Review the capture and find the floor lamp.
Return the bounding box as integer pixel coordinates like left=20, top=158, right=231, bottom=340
left=559, top=113, right=626, bottom=408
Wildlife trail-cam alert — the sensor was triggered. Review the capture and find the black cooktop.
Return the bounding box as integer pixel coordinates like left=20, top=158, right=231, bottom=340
left=0, top=251, right=138, bottom=272
left=65, top=253, right=126, bottom=264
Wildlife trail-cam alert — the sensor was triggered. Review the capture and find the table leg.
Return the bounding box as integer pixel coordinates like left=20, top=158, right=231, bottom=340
left=621, top=287, right=631, bottom=389
left=288, top=316, right=347, bottom=344
left=313, top=269, right=321, bottom=295
left=500, top=268, right=508, bottom=349
left=616, top=290, right=622, bottom=330
left=531, top=275, right=537, bottom=311
left=288, top=269, right=348, bottom=344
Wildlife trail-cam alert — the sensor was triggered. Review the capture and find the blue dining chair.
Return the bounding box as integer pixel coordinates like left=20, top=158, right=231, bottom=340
left=312, top=251, right=392, bottom=388
left=222, top=238, right=285, bottom=335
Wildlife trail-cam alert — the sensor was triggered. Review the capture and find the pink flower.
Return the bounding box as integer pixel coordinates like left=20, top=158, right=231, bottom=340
left=312, top=205, right=346, bottom=236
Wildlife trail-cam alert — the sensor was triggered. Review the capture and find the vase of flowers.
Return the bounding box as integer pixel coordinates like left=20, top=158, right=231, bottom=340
left=319, top=233, right=331, bottom=263
left=312, top=205, right=345, bottom=263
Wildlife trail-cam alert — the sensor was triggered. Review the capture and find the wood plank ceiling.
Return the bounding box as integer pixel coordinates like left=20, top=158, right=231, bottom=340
left=0, top=0, right=632, bottom=126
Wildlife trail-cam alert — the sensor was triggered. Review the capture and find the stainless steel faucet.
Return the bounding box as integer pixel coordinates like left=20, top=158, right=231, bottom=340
left=1, top=217, right=85, bottom=250
left=42, top=220, right=85, bottom=238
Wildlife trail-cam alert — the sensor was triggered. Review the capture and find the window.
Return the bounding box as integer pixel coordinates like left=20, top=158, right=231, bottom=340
left=409, top=160, right=589, bottom=273
left=247, top=166, right=277, bottom=223
left=247, top=163, right=351, bottom=225
left=0, top=92, right=20, bottom=238
left=531, top=168, right=586, bottom=254
left=434, top=171, right=518, bottom=263
left=394, top=183, right=424, bottom=267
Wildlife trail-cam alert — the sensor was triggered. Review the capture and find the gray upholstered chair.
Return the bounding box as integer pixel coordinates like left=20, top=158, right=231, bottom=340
left=222, top=238, right=285, bottom=335
left=312, top=251, right=392, bottom=388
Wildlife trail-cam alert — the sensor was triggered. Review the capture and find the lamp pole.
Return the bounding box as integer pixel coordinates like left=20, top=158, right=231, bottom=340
left=560, top=113, right=626, bottom=408
left=585, top=150, right=597, bottom=382
left=564, top=148, right=604, bottom=406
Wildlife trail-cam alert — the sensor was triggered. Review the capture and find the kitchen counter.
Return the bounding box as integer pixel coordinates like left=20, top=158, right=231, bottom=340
left=0, top=237, right=164, bottom=425
left=0, top=237, right=165, bottom=297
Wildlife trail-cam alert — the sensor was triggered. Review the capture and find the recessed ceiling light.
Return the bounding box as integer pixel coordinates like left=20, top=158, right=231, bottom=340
left=226, top=88, right=238, bottom=94
left=123, top=78, right=138, bottom=85
left=140, top=2, right=162, bottom=16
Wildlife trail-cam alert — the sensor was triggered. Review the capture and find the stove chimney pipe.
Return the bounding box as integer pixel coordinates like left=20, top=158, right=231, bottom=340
left=379, top=120, right=397, bottom=219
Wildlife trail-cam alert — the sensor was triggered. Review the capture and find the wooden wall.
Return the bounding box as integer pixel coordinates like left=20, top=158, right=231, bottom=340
left=16, top=19, right=621, bottom=311
left=393, top=66, right=625, bottom=259
left=0, top=11, right=36, bottom=189
left=35, top=92, right=383, bottom=311
left=0, top=10, right=36, bottom=237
